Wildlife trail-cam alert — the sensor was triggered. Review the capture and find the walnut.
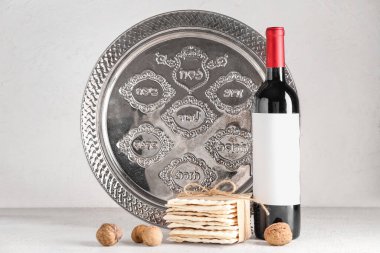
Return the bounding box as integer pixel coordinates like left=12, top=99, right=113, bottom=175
left=96, top=223, right=123, bottom=246
left=131, top=224, right=148, bottom=243
left=264, top=222, right=292, bottom=246
left=141, top=226, right=163, bottom=246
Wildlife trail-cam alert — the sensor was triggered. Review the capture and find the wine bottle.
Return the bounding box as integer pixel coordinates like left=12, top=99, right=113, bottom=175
left=252, top=27, right=300, bottom=239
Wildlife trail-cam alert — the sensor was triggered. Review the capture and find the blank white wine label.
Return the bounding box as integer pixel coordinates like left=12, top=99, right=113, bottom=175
left=252, top=113, right=300, bottom=205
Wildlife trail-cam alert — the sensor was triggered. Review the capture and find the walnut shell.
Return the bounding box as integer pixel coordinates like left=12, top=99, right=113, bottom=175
left=264, top=222, right=292, bottom=246
left=131, top=224, right=148, bottom=243
left=96, top=223, right=123, bottom=246
left=141, top=226, right=163, bottom=246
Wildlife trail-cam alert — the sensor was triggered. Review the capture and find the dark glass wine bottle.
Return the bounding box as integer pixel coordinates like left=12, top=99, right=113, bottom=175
left=252, top=27, right=300, bottom=239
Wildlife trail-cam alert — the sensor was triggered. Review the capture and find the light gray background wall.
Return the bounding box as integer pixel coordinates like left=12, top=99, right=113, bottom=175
left=1, top=0, right=379, bottom=208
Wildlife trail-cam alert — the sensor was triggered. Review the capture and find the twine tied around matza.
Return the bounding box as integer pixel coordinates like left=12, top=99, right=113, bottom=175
left=177, top=180, right=270, bottom=216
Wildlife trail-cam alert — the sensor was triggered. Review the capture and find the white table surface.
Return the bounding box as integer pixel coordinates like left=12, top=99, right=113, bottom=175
left=0, top=207, right=379, bottom=253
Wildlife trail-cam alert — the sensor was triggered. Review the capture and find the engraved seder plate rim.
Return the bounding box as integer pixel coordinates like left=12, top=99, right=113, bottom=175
left=80, top=10, right=296, bottom=227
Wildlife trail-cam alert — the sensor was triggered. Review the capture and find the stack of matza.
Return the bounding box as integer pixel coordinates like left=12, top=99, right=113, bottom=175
left=164, top=195, right=251, bottom=244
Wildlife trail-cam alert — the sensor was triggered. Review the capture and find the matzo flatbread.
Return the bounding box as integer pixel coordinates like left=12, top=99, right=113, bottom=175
left=166, top=207, right=237, bottom=214
left=166, top=205, right=236, bottom=211
left=169, top=236, right=238, bottom=244
left=164, top=214, right=237, bottom=223
left=165, top=220, right=237, bottom=226
left=167, top=211, right=236, bottom=218
left=167, top=223, right=238, bottom=231
left=170, top=228, right=238, bottom=239
left=167, top=198, right=237, bottom=206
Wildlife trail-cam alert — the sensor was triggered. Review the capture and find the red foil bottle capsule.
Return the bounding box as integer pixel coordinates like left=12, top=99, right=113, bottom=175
left=266, top=27, right=285, bottom=68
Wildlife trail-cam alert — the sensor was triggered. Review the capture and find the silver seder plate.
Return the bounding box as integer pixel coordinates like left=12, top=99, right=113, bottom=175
left=80, top=10, right=296, bottom=227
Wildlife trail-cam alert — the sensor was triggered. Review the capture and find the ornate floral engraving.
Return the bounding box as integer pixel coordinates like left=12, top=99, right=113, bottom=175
left=161, top=95, right=217, bottom=139
left=119, top=70, right=176, bottom=113
left=159, top=153, right=217, bottom=193
left=205, top=71, right=258, bottom=115
left=117, top=123, right=174, bottom=167
left=205, top=125, right=252, bottom=171
left=156, top=45, right=228, bottom=94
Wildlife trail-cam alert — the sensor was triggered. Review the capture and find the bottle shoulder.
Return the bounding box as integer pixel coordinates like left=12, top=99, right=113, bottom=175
left=256, top=80, right=297, bottom=100
left=255, top=80, right=299, bottom=113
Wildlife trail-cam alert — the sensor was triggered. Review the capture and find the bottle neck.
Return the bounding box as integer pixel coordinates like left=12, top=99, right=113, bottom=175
left=266, top=27, right=285, bottom=74
left=266, top=67, right=286, bottom=82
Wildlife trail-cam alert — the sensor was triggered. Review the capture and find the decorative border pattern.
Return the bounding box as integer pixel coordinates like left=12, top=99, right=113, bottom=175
left=119, top=70, right=175, bottom=113
left=161, top=95, right=217, bottom=139
left=80, top=10, right=296, bottom=226
left=158, top=153, right=217, bottom=193
left=205, top=125, right=252, bottom=171
left=116, top=123, right=174, bottom=168
left=206, top=71, right=258, bottom=115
